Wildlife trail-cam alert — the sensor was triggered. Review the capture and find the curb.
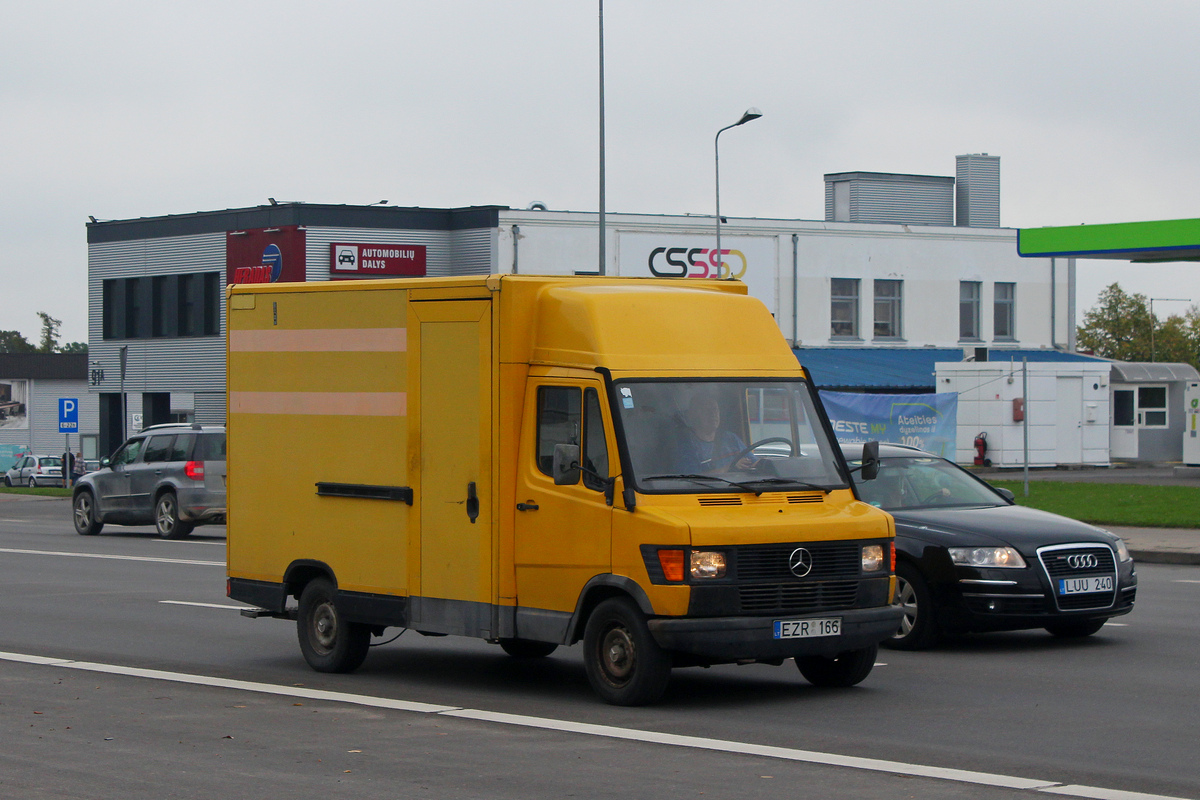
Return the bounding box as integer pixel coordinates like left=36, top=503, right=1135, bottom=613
left=1128, top=549, right=1200, bottom=566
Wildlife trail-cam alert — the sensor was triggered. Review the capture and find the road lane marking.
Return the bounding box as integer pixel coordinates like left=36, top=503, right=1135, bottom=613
left=159, top=601, right=246, bottom=610
left=154, top=539, right=226, bottom=547
left=0, top=650, right=1187, bottom=800
left=0, top=547, right=222, bottom=567
left=1173, top=580, right=1200, bottom=584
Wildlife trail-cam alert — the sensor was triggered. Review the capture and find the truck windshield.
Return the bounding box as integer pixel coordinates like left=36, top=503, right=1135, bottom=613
left=612, top=379, right=848, bottom=494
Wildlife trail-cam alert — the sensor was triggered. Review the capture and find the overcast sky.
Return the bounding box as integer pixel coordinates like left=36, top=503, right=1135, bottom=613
left=4, top=0, right=1200, bottom=344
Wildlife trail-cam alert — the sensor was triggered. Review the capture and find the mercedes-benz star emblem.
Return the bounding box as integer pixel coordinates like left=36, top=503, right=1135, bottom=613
left=788, top=547, right=813, bottom=578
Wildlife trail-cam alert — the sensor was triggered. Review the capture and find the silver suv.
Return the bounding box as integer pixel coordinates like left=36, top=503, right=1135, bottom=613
left=72, top=423, right=226, bottom=538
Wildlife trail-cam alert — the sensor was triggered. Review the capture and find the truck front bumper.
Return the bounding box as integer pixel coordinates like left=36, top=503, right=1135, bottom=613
left=647, top=605, right=902, bottom=661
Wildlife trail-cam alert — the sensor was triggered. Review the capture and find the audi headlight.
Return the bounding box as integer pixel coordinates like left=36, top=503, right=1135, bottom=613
left=948, top=546, right=1027, bottom=568
left=1098, top=529, right=1133, bottom=562
left=862, top=545, right=885, bottom=572
left=690, top=551, right=727, bottom=579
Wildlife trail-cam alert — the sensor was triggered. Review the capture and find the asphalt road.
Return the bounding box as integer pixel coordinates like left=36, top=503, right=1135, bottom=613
left=2, top=497, right=1198, bottom=800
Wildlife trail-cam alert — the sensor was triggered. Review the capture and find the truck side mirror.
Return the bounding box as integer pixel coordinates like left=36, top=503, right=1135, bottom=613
left=552, top=444, right=581, bottom=485
left=859, top=440, right=880, bottom=481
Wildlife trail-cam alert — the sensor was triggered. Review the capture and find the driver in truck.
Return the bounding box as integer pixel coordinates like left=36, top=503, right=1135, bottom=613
left=675, top=393, right=753, bottom=472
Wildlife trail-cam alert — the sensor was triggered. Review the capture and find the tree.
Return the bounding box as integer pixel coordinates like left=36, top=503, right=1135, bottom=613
left=58, top=341, right=88, bottom=354
left=37, top=312, right=62, bottom=353
left=1077, top=283, right=1200, bottom=369
left=0, top=330, right=36, bottom=353
left=1077, top=284, right=1155, bottom=362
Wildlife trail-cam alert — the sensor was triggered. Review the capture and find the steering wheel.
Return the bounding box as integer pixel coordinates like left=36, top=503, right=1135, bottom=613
left=919, top=488, right=951, bottom=505
left=716, top=437, right=794, bottom=470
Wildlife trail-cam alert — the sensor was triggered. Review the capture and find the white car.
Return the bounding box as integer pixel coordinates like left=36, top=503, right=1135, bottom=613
left=4, top=455, right=64, bottom=488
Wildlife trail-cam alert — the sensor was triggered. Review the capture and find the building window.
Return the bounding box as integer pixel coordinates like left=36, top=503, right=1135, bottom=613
left=873, top=279, right=903, bottom=339
left=994, top=282, right=1015, bottom=340
left=959, top=281, right=981, bottom=340
left=1138, top=386, right=1168, bottom=427
left=102, top=272, right=221, bottom=340
left=830, top=278, right=860, bottom=339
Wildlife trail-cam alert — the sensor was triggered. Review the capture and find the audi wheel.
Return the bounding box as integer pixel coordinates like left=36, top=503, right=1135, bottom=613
left=885, top=562, right=941, bottom=650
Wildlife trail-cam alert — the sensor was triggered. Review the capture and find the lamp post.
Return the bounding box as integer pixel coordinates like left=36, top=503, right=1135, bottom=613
left=1149, top=297, right=1191, bottom=361
left=714, top=108, right=762, bottom=278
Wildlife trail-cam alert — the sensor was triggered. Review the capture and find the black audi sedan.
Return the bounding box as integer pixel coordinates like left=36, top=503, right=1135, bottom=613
left=842, top=443, right=1137, bottom=649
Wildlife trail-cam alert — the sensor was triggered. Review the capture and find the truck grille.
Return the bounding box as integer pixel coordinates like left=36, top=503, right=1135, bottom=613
left=735, top=542, right=861, bottom=581
left=739, top=580, right=860, bottom=613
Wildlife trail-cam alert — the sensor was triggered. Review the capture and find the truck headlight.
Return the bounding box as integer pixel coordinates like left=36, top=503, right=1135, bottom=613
left=690, top=551, right=727, bottom=579
left=948, top=546, right=1027, bottom=568
left=862, top=545, right=885, bottom=572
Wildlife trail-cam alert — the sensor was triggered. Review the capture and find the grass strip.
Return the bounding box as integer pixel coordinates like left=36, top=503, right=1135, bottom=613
left=989, top=480, right=1200, bottom=529
left=0, top=487, right=72, bottom=498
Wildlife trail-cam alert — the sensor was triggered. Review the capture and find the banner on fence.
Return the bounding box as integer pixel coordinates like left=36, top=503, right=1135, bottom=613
left=819, top=391, right=958, bottom=458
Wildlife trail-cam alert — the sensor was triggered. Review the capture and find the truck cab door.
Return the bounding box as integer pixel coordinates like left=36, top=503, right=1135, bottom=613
left=513, top=380, right=614, bottom=636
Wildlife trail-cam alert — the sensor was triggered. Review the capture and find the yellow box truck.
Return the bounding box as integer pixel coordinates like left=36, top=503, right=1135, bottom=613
left=226, top=275, right=900, bottom=705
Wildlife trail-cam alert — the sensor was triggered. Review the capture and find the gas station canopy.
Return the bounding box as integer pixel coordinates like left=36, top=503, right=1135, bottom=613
left=1018, top=218, right=1200, bottom=262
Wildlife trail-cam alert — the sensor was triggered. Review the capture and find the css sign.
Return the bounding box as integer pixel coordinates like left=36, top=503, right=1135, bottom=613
left=647, top=247, right=748, bottom=280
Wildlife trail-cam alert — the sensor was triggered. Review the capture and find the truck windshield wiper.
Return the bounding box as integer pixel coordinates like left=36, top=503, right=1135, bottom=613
left=740, top=477, right=832, bottom=493
left=642, top=473, right=767, bottom=496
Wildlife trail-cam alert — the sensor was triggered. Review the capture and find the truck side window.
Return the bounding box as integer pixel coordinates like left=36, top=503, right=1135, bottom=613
left=582, top=388, right=610, bottom=492
left=537, top=386, right=581, bottom=478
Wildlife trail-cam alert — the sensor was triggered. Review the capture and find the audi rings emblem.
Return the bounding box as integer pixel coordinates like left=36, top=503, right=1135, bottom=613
left=788, top=547, right=813, bottom=578
left=1066, top=553, right=1100, bottom=569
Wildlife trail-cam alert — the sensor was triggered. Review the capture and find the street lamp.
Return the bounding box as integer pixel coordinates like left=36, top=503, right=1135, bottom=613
left=1149, top=297, right=1191, bottom=361
left=714, top=108, right=762, bottom=278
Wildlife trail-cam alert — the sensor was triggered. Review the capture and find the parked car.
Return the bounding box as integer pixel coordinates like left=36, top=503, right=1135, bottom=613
left=72, top=423, right=226, bottom=538
left=842, top=443, right=1137, bottom=649
left=4, top=455, right=63, bottom=488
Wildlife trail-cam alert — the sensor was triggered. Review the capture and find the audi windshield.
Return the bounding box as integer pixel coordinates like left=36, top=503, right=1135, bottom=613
left=853, top=456, right=1007, bottom=510
left=613, top=379, right=849, bottom=494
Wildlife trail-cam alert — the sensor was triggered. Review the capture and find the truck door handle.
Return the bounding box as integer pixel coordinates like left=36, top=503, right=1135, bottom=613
left=466, top=481, right=479, bottom=524
left=516, top=502, right=539, bottom=511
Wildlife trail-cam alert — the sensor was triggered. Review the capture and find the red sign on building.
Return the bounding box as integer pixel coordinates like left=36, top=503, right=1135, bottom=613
left=330, top=243, right=427, bottom=278
left=227, top=226, right=307, bottom=285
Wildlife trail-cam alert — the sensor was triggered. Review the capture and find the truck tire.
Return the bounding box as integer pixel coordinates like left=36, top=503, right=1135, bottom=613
left=885, top=562, right=941, bottom=650
left=795, top=643, right=878, bottom=688
left=72, top=490, right=104, bottom=536
left=155, top=492, right=194, bottom=539
left=499, top=639, right=558, bottom=658
left=582, top=597, right=671, bottom=706
left=297, top=578, right=370, bottom=674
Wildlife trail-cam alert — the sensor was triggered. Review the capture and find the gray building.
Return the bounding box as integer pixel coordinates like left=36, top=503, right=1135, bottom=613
left=87, top=204, right=501, bottom=455
left=0, top=354, right=96, bottom=469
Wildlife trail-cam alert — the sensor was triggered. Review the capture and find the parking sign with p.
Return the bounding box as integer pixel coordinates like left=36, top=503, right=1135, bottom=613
left=59, top=398, right=78, bottom=433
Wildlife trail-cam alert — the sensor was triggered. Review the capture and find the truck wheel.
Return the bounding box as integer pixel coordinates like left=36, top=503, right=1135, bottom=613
left=885, top=563, right=941, bottom=650
left=795, top=644, right=878, bottom=688
left=155, top=492, right=194, bottom=539
left=72, top=491, right=104, bottom=536
left=582, top=597, right=671, bottom=706
left=499, top=639, right=558, bottom=658
left=297, top=578, right=370, bottom=673
left=1045, top=619, right=1106, bottom=638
